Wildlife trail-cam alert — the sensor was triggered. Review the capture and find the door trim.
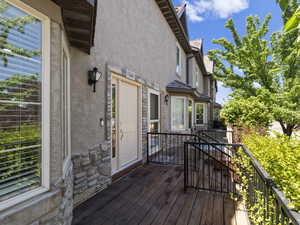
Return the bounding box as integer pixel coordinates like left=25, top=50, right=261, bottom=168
left=111, top=73, right=142, bottom=175
left=148, top=89, right=160, bottom=132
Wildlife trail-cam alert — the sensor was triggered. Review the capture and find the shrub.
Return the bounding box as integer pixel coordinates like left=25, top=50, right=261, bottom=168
left=242, top=133, right=300, bottom=211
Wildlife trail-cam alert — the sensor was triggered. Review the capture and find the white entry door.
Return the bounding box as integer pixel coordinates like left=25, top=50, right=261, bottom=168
left=111, top=76, right=139, bottom=174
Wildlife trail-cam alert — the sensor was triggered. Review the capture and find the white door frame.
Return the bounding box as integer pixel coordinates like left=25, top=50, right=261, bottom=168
left=148, top=89, right=160, bottom=132
left=111, top=74, right=142, bottom=175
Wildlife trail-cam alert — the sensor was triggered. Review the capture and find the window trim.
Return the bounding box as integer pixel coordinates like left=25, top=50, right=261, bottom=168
left=148, top=89, right=160, bottom=132
left=0, top=0, right=51, bottom=211
left=176, top=43, right=181, bottom=76
left=62, top=31, right=71, bottom=177
left=171, top=96, right=186, bottom=131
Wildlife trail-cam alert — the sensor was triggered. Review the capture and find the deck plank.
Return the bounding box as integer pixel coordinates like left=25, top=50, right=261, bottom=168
left=148, top=174, right=185, bottom=225
left=213, top=194, right=225, bottom=225
left=74, top=165, right=164, bottom=225
left=72, top=164, right=244, bottom=225
left=187, top=191, right=207, bottom=225
left=138, top=170, right=184, bottom=225
left=103, top=166, right=179, bottom=225
left=163, top=189, right=191, bottom=225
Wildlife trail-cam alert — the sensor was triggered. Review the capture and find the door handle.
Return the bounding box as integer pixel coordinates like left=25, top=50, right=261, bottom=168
left=120, top=128, right=124, bottom=140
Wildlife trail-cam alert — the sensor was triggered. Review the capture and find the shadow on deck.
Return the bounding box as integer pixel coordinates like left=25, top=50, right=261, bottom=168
left=72, top=164, right=249, bottom=225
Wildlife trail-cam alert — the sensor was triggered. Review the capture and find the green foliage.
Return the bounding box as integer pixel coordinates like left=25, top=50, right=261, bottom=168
left=242, top=133, right=300, bottom=211
left=221, top=96, right=273, bottom=129
left=209, top=13, right=300, bottom=136
left=234, top=148, right=277, bottom=225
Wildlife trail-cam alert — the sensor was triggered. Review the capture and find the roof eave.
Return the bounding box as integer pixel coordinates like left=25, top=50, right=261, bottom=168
left=155, top=0, right=192, bottom=53
left=52, top=0, right=97, bottom=54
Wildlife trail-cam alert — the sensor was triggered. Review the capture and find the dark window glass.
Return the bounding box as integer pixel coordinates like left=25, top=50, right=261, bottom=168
left=150, top=93, right=158, bottom=120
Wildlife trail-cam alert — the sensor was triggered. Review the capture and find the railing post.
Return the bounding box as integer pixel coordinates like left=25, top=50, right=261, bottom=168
left=147, top=132, right=149, bottom=164
left=184, top=142, right=187, bottom=193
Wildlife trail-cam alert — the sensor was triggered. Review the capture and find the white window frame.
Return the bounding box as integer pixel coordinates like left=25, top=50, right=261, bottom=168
left=148, top=89, right=160, bottom=132
left=171, top=96, right=186, bottom=131
left=0, top=0, right=50, bottom=211
left=176, top=43, right=181, bottom=76
left=62, top=32, right=71, bottom=177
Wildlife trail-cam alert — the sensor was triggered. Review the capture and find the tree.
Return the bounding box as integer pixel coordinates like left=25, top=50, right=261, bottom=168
left=208, top=10, right=300, bottom=136
left=277, top=0, right=300, bottom=33
left=221, top=96, right=273, bottom=129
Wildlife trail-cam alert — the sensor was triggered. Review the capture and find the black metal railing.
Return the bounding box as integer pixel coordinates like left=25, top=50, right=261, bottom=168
left=184, top=142, right=237, bottom=194
left=147, top=132, right=200, bottom=165
left=235, top=144, right=300, bottom=225
left=192, top=128, right=230, bottom=144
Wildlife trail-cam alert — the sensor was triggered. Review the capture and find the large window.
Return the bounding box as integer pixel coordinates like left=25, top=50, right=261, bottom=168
left=195, top=103, right=205, bottom=125
left=171, top=97, right=186, bottom=130
left=0, top=0, right=50, bottom=208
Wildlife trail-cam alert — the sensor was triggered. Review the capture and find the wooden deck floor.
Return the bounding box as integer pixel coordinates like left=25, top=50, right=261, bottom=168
left=72, top=164, right=249, bottom=225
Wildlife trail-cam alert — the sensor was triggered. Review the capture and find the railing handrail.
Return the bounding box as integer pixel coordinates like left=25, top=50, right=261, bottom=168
left=185, top=142, right=235, bottom=173
left=197, top=130, right=221, bottom=143
left=240, top=144, right=300, bottom=225
left=148, top=132, right=232, bottom=158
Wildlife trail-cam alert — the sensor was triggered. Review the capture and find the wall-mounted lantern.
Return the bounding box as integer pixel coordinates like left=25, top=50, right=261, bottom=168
left=164, top=95, right=169, bottom=105
left=99, top=118, right=104, bottom=127
left=88, top=67, right=102, bottom=92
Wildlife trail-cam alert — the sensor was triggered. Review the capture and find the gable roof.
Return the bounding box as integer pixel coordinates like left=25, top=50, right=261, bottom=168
left=175, top=3, right=186, bottom=17
left=175, top=3, right=189, bottom=36
left=155, top=0, right=192, bottom=53
left=190, top=39, right=203, bottom=53
left=189, top=39, right=207, bottom=76
left=204, top=56, right=214, bottom=74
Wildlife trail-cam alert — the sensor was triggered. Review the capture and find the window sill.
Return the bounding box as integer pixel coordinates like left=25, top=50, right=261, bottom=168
left=0, top=186, right=49, bottom=212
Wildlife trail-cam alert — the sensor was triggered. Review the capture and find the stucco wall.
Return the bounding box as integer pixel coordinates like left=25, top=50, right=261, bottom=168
left=189, top=57, right=204, bottom=93
left=70, top=0, right=187, bottom=155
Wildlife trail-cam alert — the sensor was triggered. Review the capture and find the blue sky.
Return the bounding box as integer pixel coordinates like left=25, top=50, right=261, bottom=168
left=172, top=0, right=283, bottom=104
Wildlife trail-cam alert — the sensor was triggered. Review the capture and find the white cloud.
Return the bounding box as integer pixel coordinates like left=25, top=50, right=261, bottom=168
left=185, top=0, right=249, bottom=22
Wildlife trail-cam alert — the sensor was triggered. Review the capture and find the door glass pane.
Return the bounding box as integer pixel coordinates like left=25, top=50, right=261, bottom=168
left=112, top=84, right=116, bottom=158
left=0, top=1, right=42, bottom=201
left=172, top=98, right=184, bottom=129
left=188, top=100, right=193, bottom=128
left=196, top=104, right=204, bottom=124
left=150, top=93, right=158, bottom=120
